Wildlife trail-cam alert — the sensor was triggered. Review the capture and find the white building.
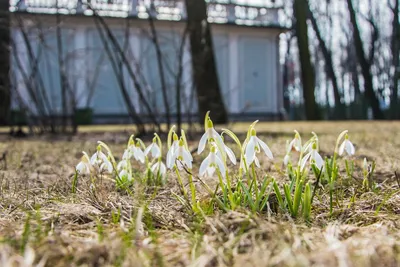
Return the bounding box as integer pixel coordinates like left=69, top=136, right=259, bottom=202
left=9, top=0, right=286, bottom=123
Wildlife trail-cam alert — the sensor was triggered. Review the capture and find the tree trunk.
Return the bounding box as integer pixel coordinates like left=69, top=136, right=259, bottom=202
left=390, top=0, right=399, bottom=119
left=184, top=0, right=227, bottom=124
left=346, top=0, right=384, bottom=119
left=308, top=4, right=343, bottom=119
left=293, top=0, right=320, bottom=120
left=0, top=1, right=10, bottom=125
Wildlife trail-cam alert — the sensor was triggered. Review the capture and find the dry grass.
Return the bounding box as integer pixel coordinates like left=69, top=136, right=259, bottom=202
left=0, top=121, right=399, bottom=267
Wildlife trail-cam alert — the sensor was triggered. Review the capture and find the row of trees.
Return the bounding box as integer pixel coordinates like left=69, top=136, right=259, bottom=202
left=0, top=0, right=228, bottom=134
left=0, top=0, right=399, bottom=134
left=290, top=0, right=399, bottom=120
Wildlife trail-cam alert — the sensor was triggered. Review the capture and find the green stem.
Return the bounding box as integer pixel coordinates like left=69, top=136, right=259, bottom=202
left=175, top=167, right=189, bottom=203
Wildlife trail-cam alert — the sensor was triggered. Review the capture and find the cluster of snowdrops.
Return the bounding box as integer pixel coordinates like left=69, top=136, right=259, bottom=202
left=74, top=112, right=363, bottom=221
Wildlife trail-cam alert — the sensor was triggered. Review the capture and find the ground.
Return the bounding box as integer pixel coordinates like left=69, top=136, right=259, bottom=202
left=0, top=121, right=399, bottom=267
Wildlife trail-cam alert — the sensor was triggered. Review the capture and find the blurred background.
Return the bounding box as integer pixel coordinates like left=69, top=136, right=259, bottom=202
left=0, top=0, right=399, bottom=135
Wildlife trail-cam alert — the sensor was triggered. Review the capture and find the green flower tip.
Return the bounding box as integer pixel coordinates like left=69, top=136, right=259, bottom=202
left=207, top=118, right=213, bottom=129
left=173, top=132, right=178, bottom=141
left=152, top=137, right=157, bottom=143
left=179, top=139, right=184, bottom=147
left=312, top=142, right=317, bottom=150
left=135, top=141, right=141, bottom=147
left=251, top=128, right=257, bottom=136
left=210, top=145, right=216, bottom=153
left=96, top=145, right=101, bottom=151
left=345, top=133, right=349, bottom=140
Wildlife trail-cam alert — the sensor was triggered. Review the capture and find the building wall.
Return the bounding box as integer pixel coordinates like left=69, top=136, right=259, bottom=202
left=10, top=15, right=283, bottom=121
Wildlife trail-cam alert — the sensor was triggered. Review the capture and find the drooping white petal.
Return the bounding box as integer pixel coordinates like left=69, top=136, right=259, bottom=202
left=76, top=162, right=90, bottom=175
left=90, top=153, right=98, bottom=165
left=287, top=139, right=295, bottom=154
left=134, top=148, right=145, bottom=163
left=256, top=137, right=273, bottom=160
left=99, top=151, right=109, bottom=163
left=312, top=150, right=324, bottom=170
left=294, top=138, right=301, bottom=151
left=144, top=144, right=153, bottom=156
left=212, top=128, right=224, bottom=152
left=283, top=154, right=290, bottom=166
left=345, top=140, right=355, bottom=155
left=182, top=149, right=193, bottom=169
left=100, top=159, right=113, bottom=174
left=206, top=166, right=216, bottom=177
left=122, top=149, right=130, bottom=160
left=117, top=160, right=127, bottom=171
left=245, top=137, right=256, bottom=166
left=150, top=144, right=161, bottom=158
left=151, top=162, right=166, bottom=177
left=224, top=145, right=237, bottom=165
left=167, top=149, right=178, bottom=169
left=338, top=141, right=346, bottom=156
left=300, top=152, right=311, bottom=171
left=215, top=154, right=226, bottom=177
left=198, top=132, right=208, bottom=154
left=199, top=155, right=211, bottom=176
left=254, top=156, right=261, bottom=168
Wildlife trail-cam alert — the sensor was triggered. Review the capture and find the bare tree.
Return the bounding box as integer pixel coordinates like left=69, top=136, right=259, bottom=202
left=0, top=0, right=10, bottom=125
left=293, top=0, right=320, bottom=120
left=308, top=3, right=343, bottom=119
left=346, top=0, right=384, bottom=119
left=184, top=0, right=228, bottom=124
left=389, top=0, right=399, bottom=119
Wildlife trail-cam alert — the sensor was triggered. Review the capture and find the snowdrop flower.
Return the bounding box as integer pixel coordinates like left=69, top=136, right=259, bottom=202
left=199, top=145, right=226, bottom=178
left=117, top=159, right=128, bottom=171
left=167, top=139, right=193, bottom=170
left=99, top=157, right=113, bottom=174
left=288, top=130, right=302, bottom=152
left=144, top=137, right=161, bottom=158
left=338, top=134, right=355, bottom=156
left=198, top=118, right=224, bottom=155
left=119, top=169, right=132, bottom=181
left=122, top=141, right=145, bottom=163
left=301, top=142, right=324, bottom=170
left=244, top=128, right=273, bottom=168
left=76, top=151, right=92, bottom=175
left=90, top=145, right=113, bottom=174
left=283, top=140, right=291, bottom=166
left=151, top=161, right=167, bottom=177
left=166, top=133, right=179, bottom=168
left=90, top=145, right=108, bottom=166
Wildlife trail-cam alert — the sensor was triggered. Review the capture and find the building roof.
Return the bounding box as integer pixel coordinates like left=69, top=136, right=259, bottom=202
left=9, top=0, right=287, bottom=29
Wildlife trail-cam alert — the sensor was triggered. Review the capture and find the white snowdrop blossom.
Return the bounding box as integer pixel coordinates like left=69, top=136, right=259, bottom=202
left=90, top=145, right=113, bottom=174
left=144, top=137, right=161, bottom=158
left=167, top=139, right=193, bottom=170
left=119, top=169, right=132, bottom=181
left=76, top=151, right=92, bottom=175
left=117, top=159, right=128, bottom=171
left=123, top=141, right=145, bottom=163
left=151, top=161, right=167, bottom=177
left=166, top=133, right=179, bottom=168
left=198, top=118, right=224, bottom=155
left=301, top=142, right=324, bottom=170
left=288, top=131, right=302, bottom=152
left=90, top=145, right=108, bottom=166
left=244, top=128, right=273, bottom=168
left=199, top=145, right=226, bottom=178
left=338, top=134, right=355, bottom=156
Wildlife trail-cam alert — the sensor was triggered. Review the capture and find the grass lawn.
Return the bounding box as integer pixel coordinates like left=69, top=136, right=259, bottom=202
left=0, top=121, right=399, bottom=266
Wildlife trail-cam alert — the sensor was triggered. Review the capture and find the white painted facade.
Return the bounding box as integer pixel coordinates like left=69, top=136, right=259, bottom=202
left=9, top=0, right=285, bottom=121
